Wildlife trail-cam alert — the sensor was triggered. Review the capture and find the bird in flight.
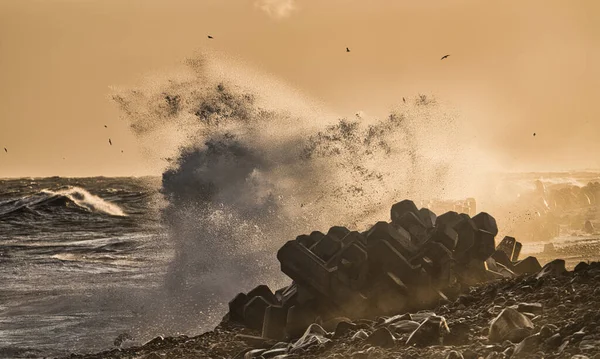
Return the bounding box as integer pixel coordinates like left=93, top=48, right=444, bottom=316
left=104, top=125, right=108, bottom=128
left=403, top=97, right=406, bottom=103
left=441, top=54, right=450, bottom=60
left=3, top=147, right=6, bottom=153
left=208, top=35, right=213, bottom=39
left=346, top=47, right=350, bottom=52
left=109, top=139, right=112, bottom=146
left=533, top=133, right=536, bottom=137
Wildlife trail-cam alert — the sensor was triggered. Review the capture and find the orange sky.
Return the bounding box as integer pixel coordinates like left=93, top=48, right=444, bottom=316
left=0, top=0, right=599, bottom=177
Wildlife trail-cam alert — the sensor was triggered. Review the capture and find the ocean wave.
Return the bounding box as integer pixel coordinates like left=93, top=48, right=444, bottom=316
left=0, top=186, right=127, bottom=218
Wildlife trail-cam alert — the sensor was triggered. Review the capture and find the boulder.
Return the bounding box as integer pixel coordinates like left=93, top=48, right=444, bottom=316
left=262, top=306, right=288, bottom=341
left=247, top=285, right=277, bottom=305
left=390, top=200, right=421, bottom=224
left=536, top=259, right=567, bottom=279
left=243, top=296, right=271, bottom=331
left=229, top=293, right=249, bottom=322
left=512, top=333, right=542, bottom=357
left=419, top=208, right=437, bottom=228
left=496, top=236, right=520, bottom=262
left=365, top=327, right=396, bottom=348
left=289, top=324, right=330, bottom=353
left=488, top=307, right=534, bottom=343
left=446, top=350, right=465, bottom=359
left=406, top=315, right=450, bottom=347
left=512, top=256, right=542, bottom=275
left=472, top=212, right=499, bottom=236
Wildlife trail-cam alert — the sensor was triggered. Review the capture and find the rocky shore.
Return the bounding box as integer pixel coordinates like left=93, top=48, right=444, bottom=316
left=66, top=201, right=600, bottom=359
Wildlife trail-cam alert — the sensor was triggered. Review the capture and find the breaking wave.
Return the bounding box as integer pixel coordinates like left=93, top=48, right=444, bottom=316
left=112, top=55, right=478, bottom=332
left=0, top=186, right=127, bottom=218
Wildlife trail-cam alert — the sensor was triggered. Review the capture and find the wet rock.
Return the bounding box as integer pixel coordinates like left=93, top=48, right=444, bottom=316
left=512, top=256, right=542, bottom=275
left=229, top=293, right=249, bottom=322
left=235, top=334, right=277, bottom=349
left=579, top=334, right=600, bottom=351
left=472, top=212, right=499, bottom=236
left=406, top=315, right=450, bottom=347
left=289, top=324, right=330, bottom=354
left=513, top=302, right=543, bottom=315
left=419, top=208, right=437, bottom=228
left=247, top=285, right=277, bottom=305
left=262, top=306, right=288, bottom=341
left=445, top=350, right=465, bottom=359
left=536, top=259, right=567, bottom=279
left=244, top=349, right=266, bottom=359
left=351, top=329, right=369, bottom=341
left=333, top=320, right=357, bottom=339
left=243, top=296, right=271, bottom=330
left=261, top=348, right=289, bottom=358
left=489, top=308, right=534, bottom=343
left=389, top=320, right=420, bottom=334
left=512, top=333, right=542, bottom=357
left=574, top=261, right=590, bottom=272
left=496, top=236, right=521, bottom=262
left=321, top=317, right=353, bottom=332
left=365, top=327, right=396, bottom=348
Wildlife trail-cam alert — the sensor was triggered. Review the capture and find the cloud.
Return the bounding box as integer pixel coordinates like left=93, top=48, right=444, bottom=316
left=255, top=0, right=297, bottom=19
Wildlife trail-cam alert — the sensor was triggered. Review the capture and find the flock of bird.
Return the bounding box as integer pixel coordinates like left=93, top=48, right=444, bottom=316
left=0, top=36, right=536, bottom=157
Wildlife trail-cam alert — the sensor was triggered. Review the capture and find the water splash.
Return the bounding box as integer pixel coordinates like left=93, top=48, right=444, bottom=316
left=112, top=54, right=478, bottom=333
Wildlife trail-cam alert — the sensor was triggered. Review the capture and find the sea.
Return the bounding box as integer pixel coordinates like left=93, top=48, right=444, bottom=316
left=1, top=174, right=599, bottom=358
left=0, top=177, right=173, bottom=358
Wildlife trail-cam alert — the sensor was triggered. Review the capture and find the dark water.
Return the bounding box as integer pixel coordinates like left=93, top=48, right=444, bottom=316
left=0, top=177, right=167, bottom=358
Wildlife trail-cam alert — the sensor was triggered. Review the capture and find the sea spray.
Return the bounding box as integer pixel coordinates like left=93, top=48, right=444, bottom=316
left=113, top=54, right=475, bottom=333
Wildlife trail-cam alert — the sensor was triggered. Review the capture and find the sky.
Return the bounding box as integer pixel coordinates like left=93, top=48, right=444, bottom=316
left=0, top=0, right=599, bottom=177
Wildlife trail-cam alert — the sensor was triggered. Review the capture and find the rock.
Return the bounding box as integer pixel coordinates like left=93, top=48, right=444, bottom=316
left=462, top=348, right=479, bottom=359
left=113, top=332, right=133, bottom=347
left=488, top=308, right=534, bottom=343
left=351, top=329, right=369, bottom=341
left=262, top=306, right=288, bottom=341
left=536, top=259, right=567, bottom=279
left=579, top=334, right=600, bottom=351
left=472, top=212, right=499, bottom=236
left=389, top=320, right=420, bottom=334
left=286, top=305, right=320, bottom=339
left=365, top=327, right=396, bottom=348
left=244, top=349, right=266, bottom=359
left=243, top=296, right=271, bottom=331
left=321, top=317, right=352, bottom=333
left=513, top=302, right=543, bottom=315
left=496, top=236, right=520, bottom=262
left=327, top=226, right=350, bottom=241
left=289, top=324, right=330, bottom=353
left=229, top=293, right=249, bottom=322
left=311, top=234, right=342, bottom=263
left=419, top=208, right=437, bottom=228
left=390, top=200, right=421, bottom=224
left=406, top=315, right=450, bottom=347
left=365, top=221, right=416, bottom=260
left=574, top=261, right=590, bottom=272
left=445, top=321, right=471, bottom=345
left=512, top=333, right=542, bottom=357
left=235, top=334, right=277, bottom=349
left=261, top=348, right=288, bottom=358
left=512, top=256, right=542, bottom=275
left=333, top=320, right=357, bottom=339
left=446, top=350, right=465, bottom=359
left=247, top=285, right=277, bottom=305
